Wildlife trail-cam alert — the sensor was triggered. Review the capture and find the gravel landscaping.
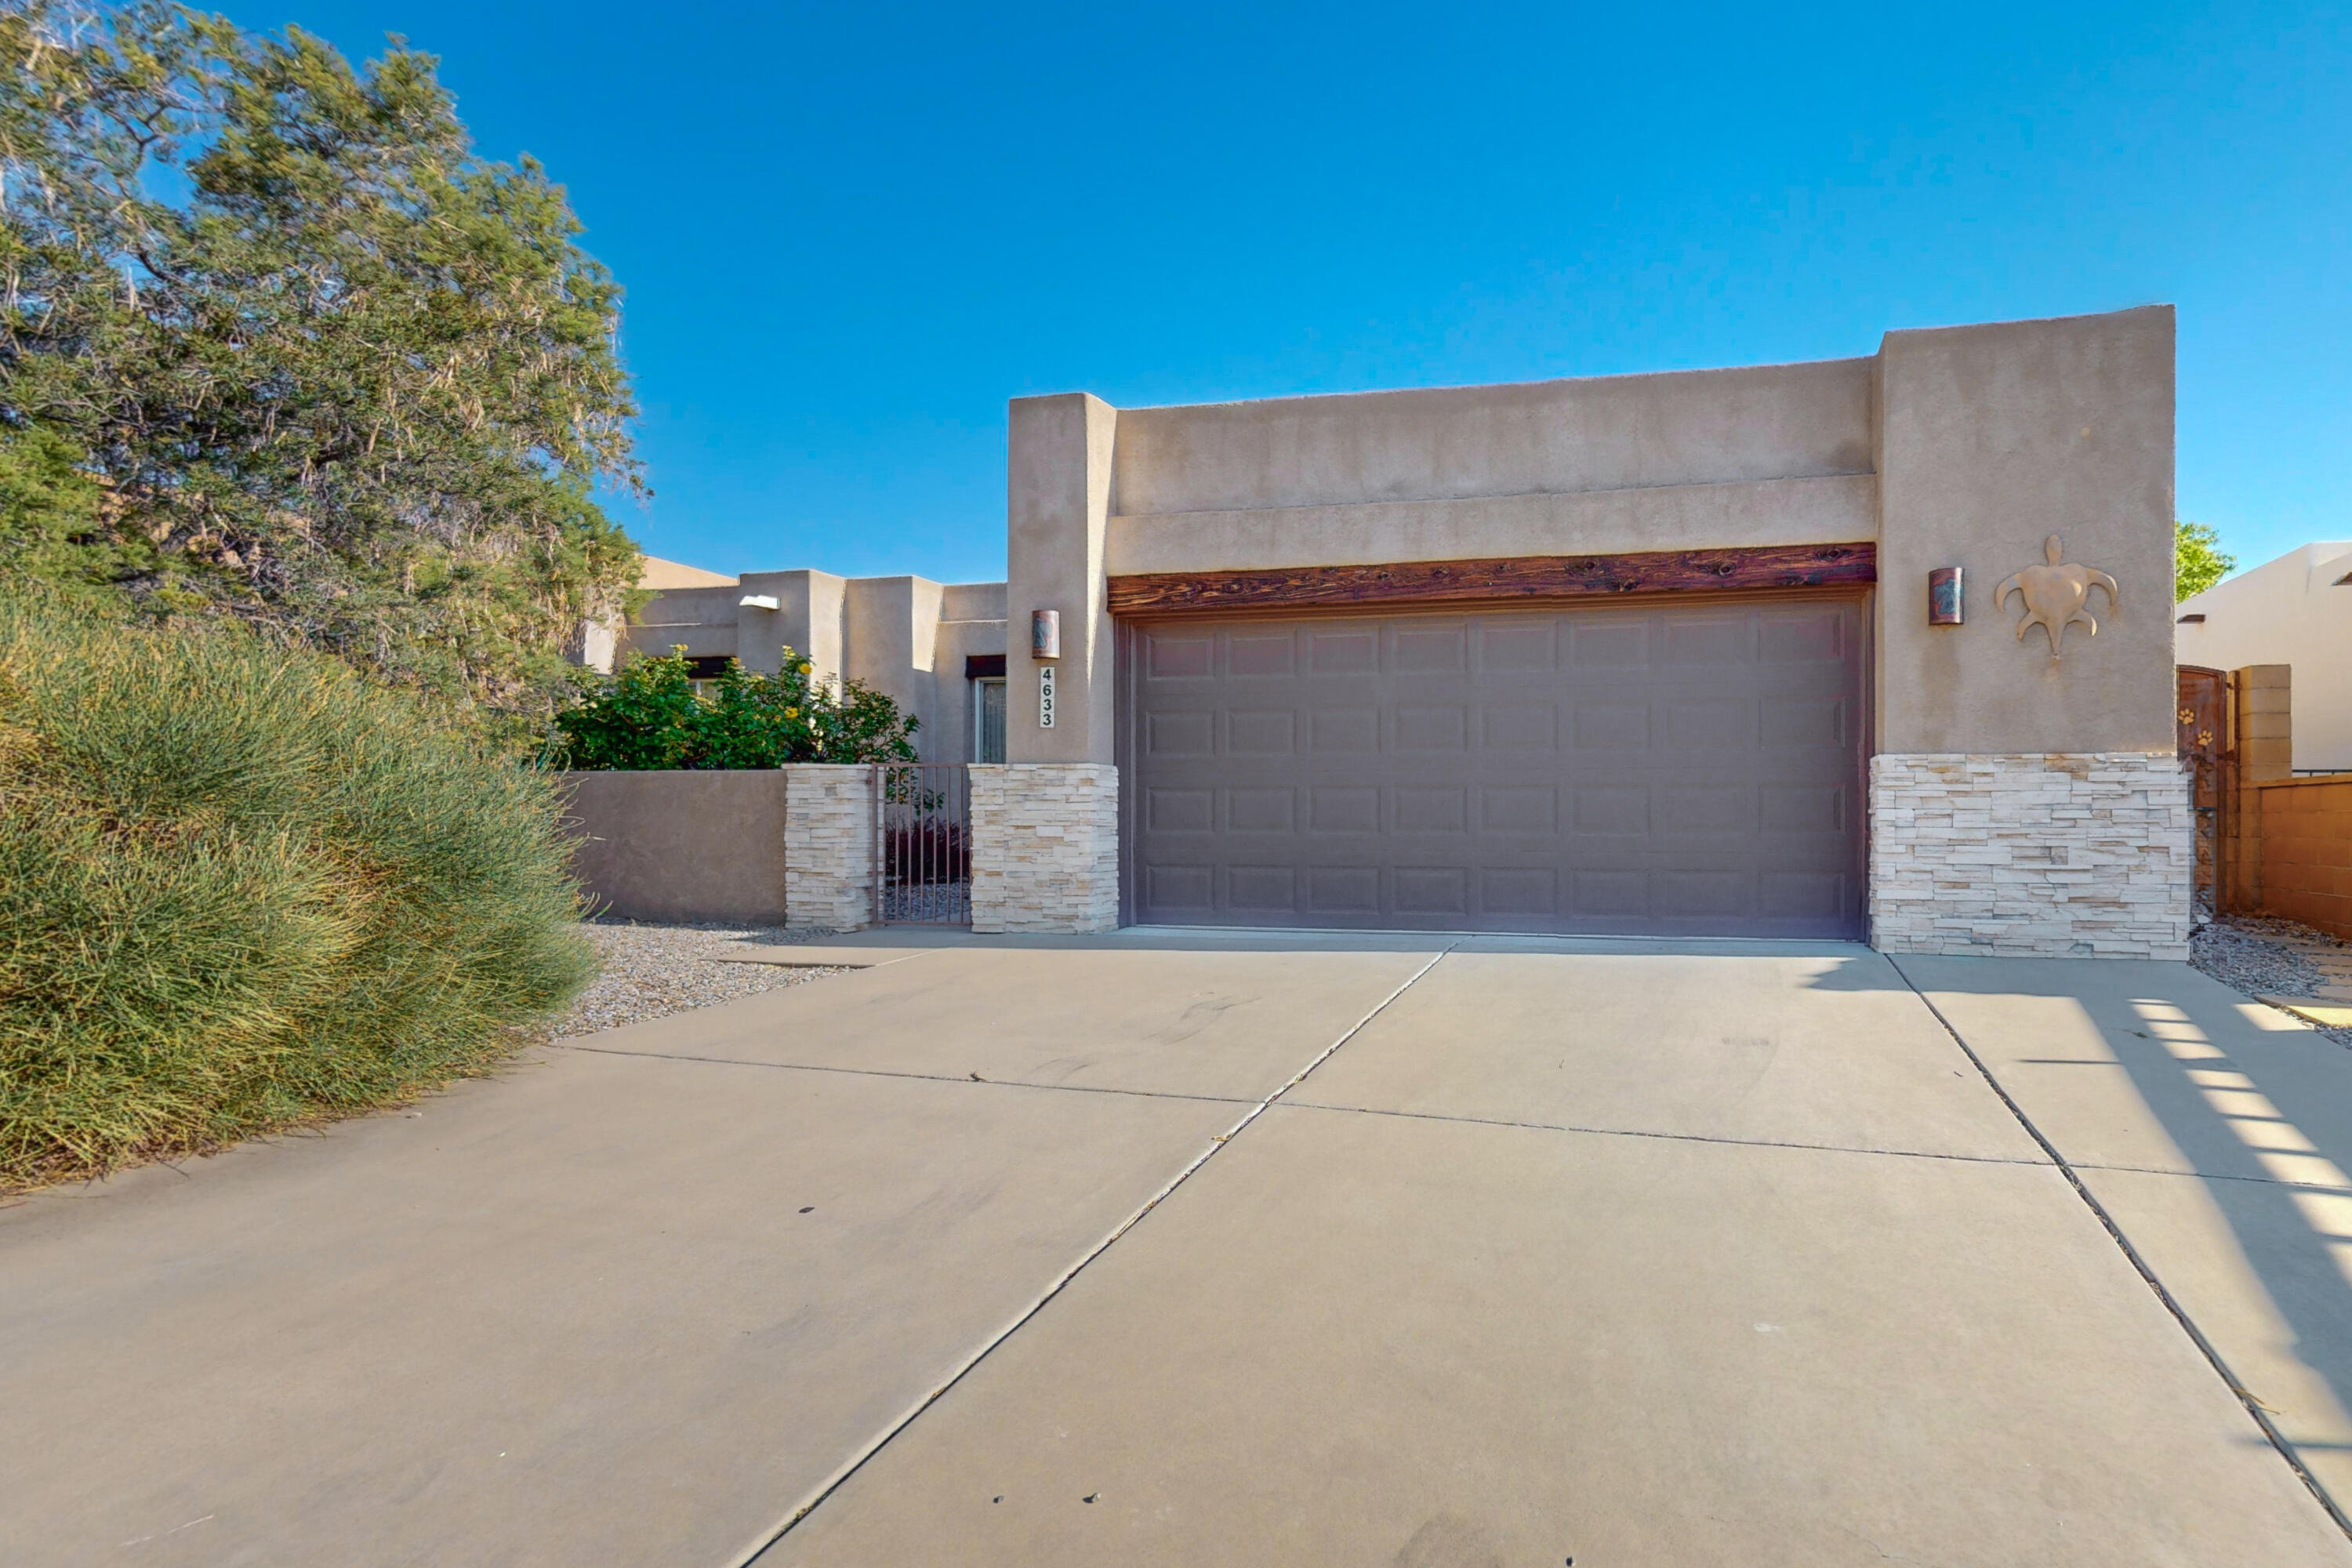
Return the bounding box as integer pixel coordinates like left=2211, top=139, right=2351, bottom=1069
left=550, top=920, right=854, bottom=1038
left=2190, top=913, right=2352, bottom=1047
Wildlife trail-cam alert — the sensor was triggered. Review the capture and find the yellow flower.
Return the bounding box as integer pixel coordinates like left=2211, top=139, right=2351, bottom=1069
left=785, top=706, right=800, bottom=719
left=798, top=662, right=812, bottom=675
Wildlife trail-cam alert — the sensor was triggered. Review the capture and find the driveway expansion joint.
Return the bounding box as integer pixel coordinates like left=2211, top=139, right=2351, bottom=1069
left=729, top=941, right=1461, bottom=1567
left=554, top=1043, right=1264, bottom=1109
left=1886, top=953, right=2352, bottom=1542
left=1271, top=1098, right=2064, bottom=1170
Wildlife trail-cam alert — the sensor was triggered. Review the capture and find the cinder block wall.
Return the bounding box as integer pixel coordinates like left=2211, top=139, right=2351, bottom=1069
left=2241, top=778, right=2352, bottom=940
left=2224, top=670, right=2352, bottom=938
left=2224, top=666, right=2292, bottom=916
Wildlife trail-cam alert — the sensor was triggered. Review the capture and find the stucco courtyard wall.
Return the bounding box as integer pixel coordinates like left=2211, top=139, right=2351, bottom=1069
left=562, top=768, right=874, bottom=928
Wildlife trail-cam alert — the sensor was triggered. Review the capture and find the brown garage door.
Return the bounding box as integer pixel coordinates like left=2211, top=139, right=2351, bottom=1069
left=1120, top=597, right=1867, bottom=938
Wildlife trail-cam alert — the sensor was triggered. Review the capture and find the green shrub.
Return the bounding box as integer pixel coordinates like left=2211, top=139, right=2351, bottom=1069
left=554, top=647, right=919, bottom=769
left=0, top=590, right=594, bottom=1190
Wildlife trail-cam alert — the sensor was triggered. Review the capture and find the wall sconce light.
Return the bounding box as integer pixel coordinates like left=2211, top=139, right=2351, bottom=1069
left=1929, top=568, right=1964, bottom=626
left=1031, top=608, right=1062, bottom=660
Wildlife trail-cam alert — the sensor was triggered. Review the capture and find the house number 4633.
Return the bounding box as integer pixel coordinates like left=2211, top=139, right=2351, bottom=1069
left=1038, top=663, right=1056, bottom=728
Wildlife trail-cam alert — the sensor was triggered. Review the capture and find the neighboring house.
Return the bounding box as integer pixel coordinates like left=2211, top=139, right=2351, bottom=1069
left=2175, top=543, right=2352, bottom=774
left=616, top=305, right=2188, bottom=960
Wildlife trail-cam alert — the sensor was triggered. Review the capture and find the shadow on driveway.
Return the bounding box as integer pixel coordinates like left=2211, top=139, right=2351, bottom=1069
left=1869, top=953, right=2352, bottom=1520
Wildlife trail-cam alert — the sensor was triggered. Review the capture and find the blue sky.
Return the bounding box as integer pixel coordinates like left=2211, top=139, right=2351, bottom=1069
left=278, top=0, right=2350, bottom=584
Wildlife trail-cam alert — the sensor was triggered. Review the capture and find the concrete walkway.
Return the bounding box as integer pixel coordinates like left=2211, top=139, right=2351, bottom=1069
left=5, top=933, right=2351, bottom=1566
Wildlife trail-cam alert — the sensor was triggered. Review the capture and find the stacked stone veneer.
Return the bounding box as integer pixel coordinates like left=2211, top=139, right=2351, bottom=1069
left=781, top=764, right=875, bottom=930
left=1869, top=753, right=2192, bottom=959
left=969, top=764, right=1119, bottom=934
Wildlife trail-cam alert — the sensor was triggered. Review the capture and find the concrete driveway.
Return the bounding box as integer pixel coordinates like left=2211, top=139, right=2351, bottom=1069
left=5, top=932, right=2351, bottom=1566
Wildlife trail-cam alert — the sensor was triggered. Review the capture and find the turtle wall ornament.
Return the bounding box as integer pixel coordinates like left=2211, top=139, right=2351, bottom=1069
left=1995, top=535, right=2119, bottom=659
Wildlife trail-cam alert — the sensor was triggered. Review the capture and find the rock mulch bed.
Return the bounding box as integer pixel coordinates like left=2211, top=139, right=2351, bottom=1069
left=2190, top=913, right=2352, bottom=1048
left=550, top=920, right=851, bottom=1038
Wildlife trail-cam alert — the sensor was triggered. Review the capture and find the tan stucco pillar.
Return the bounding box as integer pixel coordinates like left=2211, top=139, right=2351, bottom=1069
left=1005, top=392, right=1118, bottom=764
left=978, top=392, right=1124, bottom=931
left=1867, top=305, right=2189, bottom=959
left=1874, top=305, right=2176, bottom=753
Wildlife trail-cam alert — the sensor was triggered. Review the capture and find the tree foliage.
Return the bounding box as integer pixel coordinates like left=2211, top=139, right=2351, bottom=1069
left=555, top=648, right=920, bottom=770
left=2175, top=521, right=2234, bottom=602
left=0, top=2, right=642, bottom=717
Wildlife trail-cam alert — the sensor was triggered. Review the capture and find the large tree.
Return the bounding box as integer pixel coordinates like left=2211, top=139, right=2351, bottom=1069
left=2175, top=521, right=2234, bottom=601
left=0, top=2, right=642, bottom=717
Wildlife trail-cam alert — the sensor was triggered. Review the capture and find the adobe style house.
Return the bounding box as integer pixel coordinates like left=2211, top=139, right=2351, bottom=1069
left=616, top=305, right=2187, bottom=957
left=2176, top=543, right=2352, bottom=775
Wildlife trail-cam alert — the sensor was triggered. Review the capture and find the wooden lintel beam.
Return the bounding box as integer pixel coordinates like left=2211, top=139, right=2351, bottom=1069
left=1105, top=542, right=1878, bottom=616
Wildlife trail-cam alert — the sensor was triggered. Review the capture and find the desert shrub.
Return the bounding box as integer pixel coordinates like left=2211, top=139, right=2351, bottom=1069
left=0, top=590, right=593, bottom=1189
left=554, top=647, right=919, bottom=768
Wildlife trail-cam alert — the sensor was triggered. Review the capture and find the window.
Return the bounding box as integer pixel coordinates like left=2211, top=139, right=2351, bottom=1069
left=974, top=677, right=1007, bottom=763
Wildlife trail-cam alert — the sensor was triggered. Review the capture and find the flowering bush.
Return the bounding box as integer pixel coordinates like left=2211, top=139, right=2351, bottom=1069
left=553, top=648, right=918, bottom=769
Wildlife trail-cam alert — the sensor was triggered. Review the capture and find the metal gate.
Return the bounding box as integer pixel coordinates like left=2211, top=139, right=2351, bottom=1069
left=874, top=764, right=971, bottom=925
left=2178, top=665, right=2228, bottom=920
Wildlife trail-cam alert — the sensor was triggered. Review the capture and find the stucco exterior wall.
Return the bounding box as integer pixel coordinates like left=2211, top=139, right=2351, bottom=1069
left=746, top=568, right=850, bottom=681
left=1105, top=472, right=1876, bottom=575
left=1005, top=392, right=1118, bottom=765
left=1874, top=306, right=2177, bottom=756
left=930, top=616, right=1006, bottom=763
left=842, top=575, right=946, bottom=753
left=1108, top=358, right=1874, bottom=517
left=615, top=581, right=742, bottom=662
left=2176, top=544, right=2352, bottom=774
left=1102, top=361, right=1877, bottom=576
left=637, top=555, right=736, bottom=590
left=561, top=770, right=790, bottom=924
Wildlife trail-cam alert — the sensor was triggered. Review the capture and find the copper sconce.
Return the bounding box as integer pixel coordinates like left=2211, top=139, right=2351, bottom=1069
left=1929, top=567, right=1964, bottom=626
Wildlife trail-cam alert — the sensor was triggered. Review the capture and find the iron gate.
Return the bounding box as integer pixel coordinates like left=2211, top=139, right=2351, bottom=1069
left=873, top=764, right=971, bottom=925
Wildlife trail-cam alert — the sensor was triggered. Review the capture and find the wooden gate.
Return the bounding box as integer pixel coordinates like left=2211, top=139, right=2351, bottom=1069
left=2178, top=665, right=2228, bottom=918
